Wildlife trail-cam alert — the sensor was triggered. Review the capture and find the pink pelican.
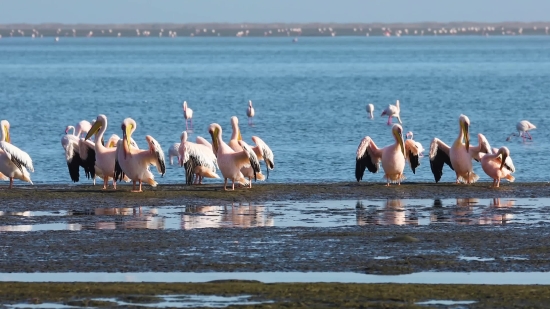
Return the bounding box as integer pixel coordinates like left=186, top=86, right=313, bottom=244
left=366, top=103, right=374, bottom=119
left=182, top=101, right=194, bottom=130
left=381, top=100, right=401, bottom=125
left=506, top=120, right=536, bottom=142
left=178, top=131, right=219, bottom=185
left=208, top=123, right=260, bottom=190
left=355, top=124, right=420, bottom=186
left=0, top=120, right=34, bottom=188
left=229, top=116, right=275, bottom=182
left=114, top=118, right=166, bottom=192
left=246, top=100, right=255, bottom=125
left=405, top=131, right=425, bottom=157
left=476, top=134, right=515, bottom=187
left=429, top=114, right=479, bottom=184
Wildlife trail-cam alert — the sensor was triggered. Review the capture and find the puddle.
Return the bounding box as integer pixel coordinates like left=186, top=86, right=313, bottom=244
left=416, top=300, right=477, bottom=306
left=1, top=272, right=550, bottom=285
left=1, top=198, right=550, bottom=232
left=459, top=256, right=495, bottom=262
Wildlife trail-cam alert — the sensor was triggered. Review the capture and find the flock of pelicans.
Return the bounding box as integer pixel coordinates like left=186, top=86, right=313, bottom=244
left=359, top=100, right=536, bottom=187
left=0, top=99, right=537, bottom=191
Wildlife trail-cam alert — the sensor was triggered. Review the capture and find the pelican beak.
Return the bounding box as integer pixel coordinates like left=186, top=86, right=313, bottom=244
left=212, top=127, right=220, bottom=154
left=4, top=126, right=10, bottom=143
left=395, top=129, right=405, bottom=156
left=500, top=153, right=508, bottom=170
left=238, top=130, right=242, bottom=141
left=463, top=122, right=470, bottom=152
left=85, top=121, right=102, bottom=141
left=125, top=124, right=133, bottom=149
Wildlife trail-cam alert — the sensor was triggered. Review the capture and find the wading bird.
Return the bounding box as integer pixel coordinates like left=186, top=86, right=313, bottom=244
left=406, top=131, right=425, bottom=157
left=506, top=120, right=536, bottom=142
left=0, top=120, right=34, bottom=188
left=183, top=101, right=193, bottom=131
left=366, top=103, right=374, bottom=119
left=381, top=100, right=402, bottom=125
left=208, top=123, right=260, bottom=190
left=178, top=131, right=219, bottom=185
left=114, top=118, right=166, bottom=192
left=168, top=143, right=180, bottom=165
left=475, top=134, right=515, bottom=187
left=247, top=100, right=255, bottom=125
left=429, top=114, right=479, bottom=184
left=355, top=124, right=420, bottom=186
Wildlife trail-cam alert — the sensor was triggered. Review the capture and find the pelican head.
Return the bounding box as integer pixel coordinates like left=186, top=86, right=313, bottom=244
left=230, top=116, right=242, bottom=140
left=459, top=114, right=470, bottom=151
left=121, top=118, right=137, bottom=150
left=208, top=123, right=222, bottom=154
left=85, top=114, right=107, bottom=140
left=392, top=124, right=405, bottom=156
left=1, top=120, right=10, bottom=143
left=498, top=147, right=510, bottom=170
left=406, top=131, right=413, bottom=139
left=180, top=131, right=187, bottom=143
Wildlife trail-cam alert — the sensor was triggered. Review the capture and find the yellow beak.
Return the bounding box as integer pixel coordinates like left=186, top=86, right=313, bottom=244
left=85, top=121, right=102, bottom=141
left=463, top=123, right=470, bottom=152
left=500, top=153, right=507, bottom=170
left=397, top=132, right=405, bottom=156
left=211, top=127, right=220, bottom=154
left=4, top=126, right=10, bottom=143
left=125, top=125, right=133, bottom=149
left=238, top=130, right=242, bottom=141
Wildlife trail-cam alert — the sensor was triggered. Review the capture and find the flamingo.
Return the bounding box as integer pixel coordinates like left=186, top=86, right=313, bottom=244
left=208, top=123, right=260, bottom=190
left=168, top=143, right=180, bottom=165
left=196, top=136, right=212, bottom=149
left=406, top=131, right=425, bottom=157
left=380, top=100, right=402, bottom=125
left=114, top=118, right=166, bottom=192
left=0, top=120, right=34, bottom=188
left=476, top=134, right=515, bottom=187
left=506, top=120, right=536, bottom=142
left=429, top=114, right=479, bottom=184
left=178, top=131, right=219, bottom=185
left=247, top=100, right=255, bottom=125
left=366, top=103, right=374, bottom=119
left=64, top=120, right=92, bottom=139
left=183, top=101, right=193, bottom=131
left=355, top=124, right=420, bottom=186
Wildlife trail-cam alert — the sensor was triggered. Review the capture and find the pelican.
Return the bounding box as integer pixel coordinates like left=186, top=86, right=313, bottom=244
left=196, top=136, right=212, bottom=149
left=380, top=100, right=402, bottom=125
left=506, top=120, right=536, bottom=142
left=406, top=131, right=425, bottom=157
left=61, top=123, right=96, bottom=183
left=183, top=101, right=193, bottom=131
left=168, top=143, right=180, bottom=165
left=247, top=100, right=255, bottom=125
left=476, top=134, right=515, bottom=187
left=429, top=114, right=479, bottom=184
left=178, top=131, right=219, bottom=185
left=229, top=116, right=275, bottom=182
left=114, top=118, right=166, bottom=192
left=85, top=115, right=123, bottom=189
left=366, top=103, right=374, bottom=119
left=355, top=124, right=420, bottom=186
left=64, top=120, right=92, bottom=139
left=208, top=123, right=261, bottom=190
left=0, top=120, right=34, bottom=188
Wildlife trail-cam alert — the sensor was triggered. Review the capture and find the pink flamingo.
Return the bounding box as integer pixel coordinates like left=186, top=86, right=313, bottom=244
left=183, top=101, right=194, bottom=130
left=381, top=100, right=402, bottom=125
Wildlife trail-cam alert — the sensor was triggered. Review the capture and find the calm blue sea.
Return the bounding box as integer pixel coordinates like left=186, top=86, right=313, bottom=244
left=1, top=36, right=549, bottom=185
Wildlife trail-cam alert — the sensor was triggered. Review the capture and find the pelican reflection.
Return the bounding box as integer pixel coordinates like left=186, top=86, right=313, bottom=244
left=356, top=199, right=418, bottom=226
left=182, top=203, right=274, bottom=229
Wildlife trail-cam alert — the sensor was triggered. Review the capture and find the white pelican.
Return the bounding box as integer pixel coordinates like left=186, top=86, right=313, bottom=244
left=61, top=123, right=96, bottom=183
left=380, top=100, right=402, bottom=125
left=0, top=120, right=34, bottom=188
left=208, top=123, right=261, bottom=190
left=476, top=134, right=515, bottom=187
left=183, top=101, right=193, bottom=131
left=247, top=100, right=255, bottom=125
left=366, top=103, right=374, bottom=119
left=355, top=124, right=420, bottom=186
left=85, top=115, right=123, bottom=189
left=506, top=120, right=536, bottom=142
left=168, top=143, right=180, bottom=165
left=429, top=114, right=479, bottom=184
left=178, top=131, right=219, bottom=185
left=229, top=116, right=275, bottom=182
left=406, top=131, right=425, bottom=157
left=114, top=118, right=166, bottom=192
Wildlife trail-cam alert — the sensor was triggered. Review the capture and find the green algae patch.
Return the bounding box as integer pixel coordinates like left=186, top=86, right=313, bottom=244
left=1, top=282, right=550, bottom=308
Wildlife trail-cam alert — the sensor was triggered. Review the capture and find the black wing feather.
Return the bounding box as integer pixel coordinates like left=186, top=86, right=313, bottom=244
left=184, top=159, right=196, bottom=186
left=430, top=148, right=454, bottom=183
left=67, top=151, right=83, bottom=182
left=82, top=147, right=96, bottom=179
left=408, top=150, right=420, bottom=174
left=355, top=149, right=378, bottom=182
left=114, top=158, right=125, bottom=182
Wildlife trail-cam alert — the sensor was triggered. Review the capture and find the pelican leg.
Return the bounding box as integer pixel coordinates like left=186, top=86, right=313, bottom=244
left=467, top=172, right=471, bottom=184
left=9, top=177, right=13, bottom=189
left=199, top=176, right=204, bottom=184
left=138, top=180, right=142, bottom=192
left=496, top=178, right=501, bottom=188
left=223, top=178, right=228, bottom=191
left=113, top=179, right=117, bottom=190
left=232, top=179, right=235, bottom=191
left=491, top=179, right=496, bottom=188
left=102, top=177, right=108, bottom=190
left=248, top=177, right=252, bottom=188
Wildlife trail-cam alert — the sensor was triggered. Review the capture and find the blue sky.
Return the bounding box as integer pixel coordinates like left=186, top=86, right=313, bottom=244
left=0, top=0, right=548, bottom=24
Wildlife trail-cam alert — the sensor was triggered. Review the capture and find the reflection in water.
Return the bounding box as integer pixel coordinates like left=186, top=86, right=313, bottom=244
left=182, top=204, right=274, bottom=229
left=356, top=199, right=418, bottom=226
left=69, top=207, right=165, bottom=230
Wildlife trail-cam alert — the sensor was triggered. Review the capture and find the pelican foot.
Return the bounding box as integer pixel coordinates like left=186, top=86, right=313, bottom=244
left=131, top=190, right=143, bottom=193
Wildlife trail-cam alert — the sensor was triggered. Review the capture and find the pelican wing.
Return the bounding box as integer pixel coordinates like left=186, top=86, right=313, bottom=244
left=65, top=141, right=83, bottom=182
left=238, top=140, right=261, bottom=181
left=196, top=136, right=212, bottom=150
left=179, top=141, right=218, bottom=185
left=491, top=147, right=516, bottom=173
left=405, top=139, right=420, bottom=174
left=77, top=139, right=96, bottom=179
left=114, top=140, right=125, bottom=182
left=0, top=171, right=7, bottom=181
left=0, top=141, right=34, bottom=173
left=469, top=134, right=492, bottom=162
left=146, top=136, right=166, bottom=176
left=251, top=136, right=274, bottom=178
left=355, top=136, right=382, bottom=181
left=429, top=138, right=454, bottom=183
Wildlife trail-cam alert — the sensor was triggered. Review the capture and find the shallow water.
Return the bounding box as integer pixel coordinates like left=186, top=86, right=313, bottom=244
left=1, top=37, right=550, bottom=185
left=1, top=197, right=549, bottom=231
left=1, top=271, right=550, bottom=285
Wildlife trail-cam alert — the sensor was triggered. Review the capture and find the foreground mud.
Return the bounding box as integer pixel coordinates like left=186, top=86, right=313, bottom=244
left=1, top=182, right=550, bottom=209
left=1, top=282, right=550, bottom=308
